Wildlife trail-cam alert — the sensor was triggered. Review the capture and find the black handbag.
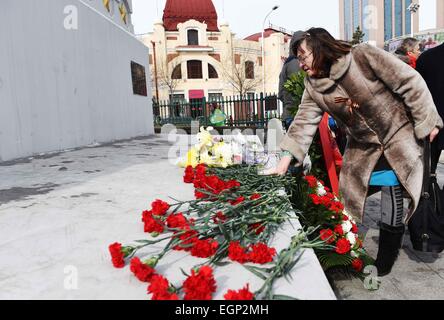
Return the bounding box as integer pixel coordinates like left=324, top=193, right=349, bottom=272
left=408, top=138, right=444, bottom=253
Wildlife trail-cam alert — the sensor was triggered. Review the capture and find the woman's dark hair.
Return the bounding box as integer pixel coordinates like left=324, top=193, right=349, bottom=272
left=292, top=27, right=352, bottom=78
left=395, top=37, right=419, bottom=55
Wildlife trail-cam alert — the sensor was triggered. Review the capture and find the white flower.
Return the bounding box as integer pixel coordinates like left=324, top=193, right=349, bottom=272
left=212, top=142, right=233, bottom=168
left=350, top=250, right=360, bottom=258
left=342, top=210, right=356, bottom=225
left=316, top=182, right=327, bottom=196
left=346, top=232, right=357, bottom=246
left=342, top=220, right=353, bottom=234
left=199, top=148, right=217, bottom=166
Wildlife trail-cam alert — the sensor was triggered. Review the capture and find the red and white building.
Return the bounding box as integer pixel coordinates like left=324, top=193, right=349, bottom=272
left=138, top=0, right=294, bottom=103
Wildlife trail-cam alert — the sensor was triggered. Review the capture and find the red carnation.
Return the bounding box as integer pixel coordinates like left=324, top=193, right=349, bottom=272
left=142, top=210, right=165, bottom=234
left=195, top=164, right=206, bottom=177
left=167, top=213, right=189, bottom=229
left=250, top=223, right=265, bottom=235
left=228, top=241, right=249, bottom=264
left=320, top=195, right=334, bottom=207
left=250, top=194, right=261, bottom=201
left=304, top=175, right=318, bottom=188
left=320, top=229, right=335, bottom=244
left=148, top=274, right=168, bottom=293
left=229, top=196, right=245, bottom=206
left=352, top=258, right=364, bottom=272
left=351, top=223, right=358, bottom=234
left=326, top=192, right=336, bottom=200
left=213, top=211, right=227, bottom=224
left=184, top=166, right=195, bottom=184
left=193, top=177, right=204, bottom=189
left=248, top=243, right=276, bottom=264
left=329, top=201, right=344, bottom=213
left=195, top=190, right=208, bottom=200
left=108, top=242, right=125, bottom=268
left=151, top=199, right=170, bottom=216
left=228, top=241, right=276, bottom=265
left=153, top=291, right=179, bottom=300
left=130, top=257, right=156, bottom=282
left=334, top=224, right=344, bottom=236
left=173, top=229, right=199, bottom=252
left=204, top=175, right=222, bottom=194
left=224, top=284, right=255, bottom=300
left=183, top=266, right=217, bottom=300
left=191, top=239, right=219, bottom=258
left=309, top=194, right=322, bottom=205
left=148, top=274, right=178, bottom=300
left=225, top=180, right=241, bottom=190
left=335, top=238, right=351, bottom=255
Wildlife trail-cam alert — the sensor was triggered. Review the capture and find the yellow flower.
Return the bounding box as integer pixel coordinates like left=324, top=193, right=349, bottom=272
left=177, top=147, right=199, bottom=168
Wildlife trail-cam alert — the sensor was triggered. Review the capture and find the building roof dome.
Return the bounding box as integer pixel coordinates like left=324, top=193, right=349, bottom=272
left=163, top=0, right=219, bottom=31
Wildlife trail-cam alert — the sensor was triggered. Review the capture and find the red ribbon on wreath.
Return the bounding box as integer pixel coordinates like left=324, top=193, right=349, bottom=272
left=319, top=113, right=343, bottom=196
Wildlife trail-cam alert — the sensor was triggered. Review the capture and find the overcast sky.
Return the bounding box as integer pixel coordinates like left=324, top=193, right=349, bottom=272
left=131, top=0, right=437, bottom=38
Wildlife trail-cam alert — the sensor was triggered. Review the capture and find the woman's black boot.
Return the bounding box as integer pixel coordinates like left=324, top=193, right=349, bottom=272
left=374, top=222, right=405, bottom=276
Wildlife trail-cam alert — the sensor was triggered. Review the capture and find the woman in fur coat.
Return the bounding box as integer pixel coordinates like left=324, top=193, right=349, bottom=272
left=266, top=28, right=443, bottom=276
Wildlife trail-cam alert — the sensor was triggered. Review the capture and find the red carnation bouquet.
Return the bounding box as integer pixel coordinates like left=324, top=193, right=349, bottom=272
left=302, top=175, right=373, bottom=273
left=107, top=165, right=372, bottom=300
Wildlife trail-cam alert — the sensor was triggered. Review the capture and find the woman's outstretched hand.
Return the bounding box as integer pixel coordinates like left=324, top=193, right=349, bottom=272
left=261, top=155, right=293, bottom=176
left=430, top=127, right=440, bottom=143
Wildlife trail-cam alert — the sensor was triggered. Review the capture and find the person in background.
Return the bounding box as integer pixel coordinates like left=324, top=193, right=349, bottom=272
left=425, top=37, right=438, bottom=51
left=394, top=37, right=421, bottom=68
left=416, top=43, right=444, bottom=174
left=265, top=28, right=442, bottom=276
left=419, top=39, right=427, bottom=53
left=278, top=31, right=304, bottom=131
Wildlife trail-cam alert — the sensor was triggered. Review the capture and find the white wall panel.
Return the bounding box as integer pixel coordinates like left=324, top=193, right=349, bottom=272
left=0, top=0, right=152, bottom=162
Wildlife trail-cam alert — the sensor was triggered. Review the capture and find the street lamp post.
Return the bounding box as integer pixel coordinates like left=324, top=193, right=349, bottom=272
left=151, top=41, right=160, bottom=102
left=261, top=5, right=279, bottom=95
left=407, top=2, right=420, bottom=37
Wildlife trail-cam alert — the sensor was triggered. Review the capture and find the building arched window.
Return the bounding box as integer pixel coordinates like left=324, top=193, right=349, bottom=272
left=208, top=64, right=218, bottom=79
left=187, top=60, right=203, bottom=79
left=245, top=61, right=255, bottom=79
left=171, top=64, right=182, bottom=79
left=187, top=29, right=199, bottom=46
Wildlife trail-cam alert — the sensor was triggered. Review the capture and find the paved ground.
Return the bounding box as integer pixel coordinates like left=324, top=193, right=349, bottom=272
left=0, top=135, right=180, bottom=299
left=1, top=134, right=443, bottom=300
left=331, top=166, right=444, bottom=300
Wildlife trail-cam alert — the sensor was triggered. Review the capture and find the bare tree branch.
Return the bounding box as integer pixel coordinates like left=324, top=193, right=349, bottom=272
left=220, top=47, right=263, bottom=97
left=151, top=58, right=181, bottom=100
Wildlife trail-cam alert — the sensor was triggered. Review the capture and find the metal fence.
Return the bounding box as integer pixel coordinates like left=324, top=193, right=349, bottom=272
left=153, top=93, right=283, bottom=128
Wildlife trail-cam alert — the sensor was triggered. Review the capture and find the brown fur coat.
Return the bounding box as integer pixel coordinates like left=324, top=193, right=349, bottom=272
left=280, top=43, right=443, bottom=223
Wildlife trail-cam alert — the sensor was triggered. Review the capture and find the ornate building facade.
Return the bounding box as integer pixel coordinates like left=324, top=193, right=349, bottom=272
left=138, top=0, right=293, bottom=103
